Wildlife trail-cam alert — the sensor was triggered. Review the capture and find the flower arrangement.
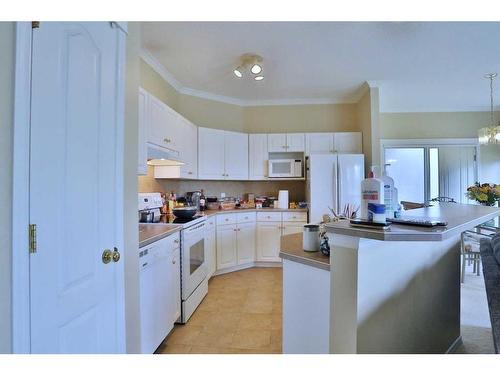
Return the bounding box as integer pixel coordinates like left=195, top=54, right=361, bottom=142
left=466, top=182, right=500, bottom=206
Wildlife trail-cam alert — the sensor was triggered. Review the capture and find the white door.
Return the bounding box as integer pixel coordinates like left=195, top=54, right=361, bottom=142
left=249, top=134, right=268, bottom=180
left=256, top=222, right=282, bottom=262
left=137, top=88, right=148, bottom=175
left=216, top=225, right=237, bottom=270
left=237, top=222, right=256, bottom=265
left=224, top=131, right=249, bottom=180
left=333, top=132, right=362, bottom=153
left=198, top=127, right=225, bottom=180
left=305, top=133, right=334, bottom=155
left=29, top=22, right=124, bottom=353
left=179, top=117, right=198, bottom=178
left=286, top=133, right=305, bottom=152
left=437, top=146, right=477, bottom=204
left=268, top=133, right=287, bottom=152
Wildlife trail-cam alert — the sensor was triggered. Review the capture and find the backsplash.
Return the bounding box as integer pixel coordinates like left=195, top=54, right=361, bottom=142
left=138, top=166, right=306, bottom=202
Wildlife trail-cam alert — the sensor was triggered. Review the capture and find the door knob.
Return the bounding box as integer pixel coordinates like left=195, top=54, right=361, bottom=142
left=112, top=247, right=121, bottom=263
left=102, top=249, right=112, bottom=264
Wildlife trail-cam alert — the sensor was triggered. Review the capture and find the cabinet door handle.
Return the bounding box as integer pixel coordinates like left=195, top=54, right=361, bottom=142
left=172, top=259, right=176, bottom=264
left=188, top=171, right=193, bottom=175
left=174, top=239, right=179, bottom=244
left=163, top=138, right=171, bottom=143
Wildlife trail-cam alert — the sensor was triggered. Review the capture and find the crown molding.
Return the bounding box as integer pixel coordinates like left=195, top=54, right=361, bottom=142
left=141, top=47, right=352, bottom=107
left=380, top=105, right=500, bottom=113
left=140, top=48, right=183, bottom=92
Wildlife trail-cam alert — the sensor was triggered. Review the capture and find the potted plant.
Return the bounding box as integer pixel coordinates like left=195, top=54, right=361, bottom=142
left=466, top=182, right=500, bottom=206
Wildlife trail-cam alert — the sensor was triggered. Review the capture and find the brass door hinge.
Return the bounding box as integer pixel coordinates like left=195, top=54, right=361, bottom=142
left=29, top=224, right=37, bottom=253
left=32, top=21, right=40, bottom=29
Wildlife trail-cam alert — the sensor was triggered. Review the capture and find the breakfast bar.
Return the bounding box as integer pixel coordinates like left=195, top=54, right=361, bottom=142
left=323, top=203, right=500, bottom=354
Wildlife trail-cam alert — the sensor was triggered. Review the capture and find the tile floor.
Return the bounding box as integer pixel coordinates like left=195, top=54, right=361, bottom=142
left=157, top=267, right=283, bottom=354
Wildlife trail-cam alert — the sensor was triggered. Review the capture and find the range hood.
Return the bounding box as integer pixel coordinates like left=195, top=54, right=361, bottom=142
left=146, top=143, right=184, bottom=166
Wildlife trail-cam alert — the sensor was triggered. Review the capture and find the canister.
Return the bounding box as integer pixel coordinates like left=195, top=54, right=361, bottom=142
left=303, top=224, right=320, bottom=252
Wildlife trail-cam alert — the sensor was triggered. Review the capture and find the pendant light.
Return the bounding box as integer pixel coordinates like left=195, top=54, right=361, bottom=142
left=478, top=73, right=500, bottom=145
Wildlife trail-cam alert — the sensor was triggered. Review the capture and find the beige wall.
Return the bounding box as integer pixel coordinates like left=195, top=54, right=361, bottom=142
left=243, top=103, right=358, bottom=133
left=140, top=59, right=179, bottom=110
left=138, top=167, right=306, bottom=202
left=380, top=111, right=500, bottom=183
left=123, top=23, right=141, bottom=353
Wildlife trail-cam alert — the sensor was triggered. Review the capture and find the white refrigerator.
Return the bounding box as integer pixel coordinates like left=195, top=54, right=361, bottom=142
left=306, top=153, right=365, bottom=223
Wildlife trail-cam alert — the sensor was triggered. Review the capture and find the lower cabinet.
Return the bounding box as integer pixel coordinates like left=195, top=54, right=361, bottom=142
left=237, top=222, right=256, bottom=265
left=206, top=217, right=217, bottom=278
left=256, top=222, right=283, bottom=262
left=216, top=224, right=238, bottom=270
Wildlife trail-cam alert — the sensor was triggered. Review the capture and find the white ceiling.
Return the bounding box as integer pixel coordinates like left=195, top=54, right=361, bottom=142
left=141, top=22, right=500, bottom=112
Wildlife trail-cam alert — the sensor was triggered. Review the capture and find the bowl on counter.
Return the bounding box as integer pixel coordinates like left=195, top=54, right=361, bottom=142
left=172, top=206, right=198, bottom=219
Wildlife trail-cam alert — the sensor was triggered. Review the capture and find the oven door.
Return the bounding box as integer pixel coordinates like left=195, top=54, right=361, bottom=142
left=181, top=221, right=207, bottom=300
left=268, top=159, right=294, bottom=178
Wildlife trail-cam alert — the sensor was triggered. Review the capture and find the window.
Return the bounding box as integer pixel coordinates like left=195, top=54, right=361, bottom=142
left=382, top=140, right=478, bottom=205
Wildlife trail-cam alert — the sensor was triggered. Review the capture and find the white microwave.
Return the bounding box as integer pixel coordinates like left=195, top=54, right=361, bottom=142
left=268, top=159, right=302, bottom=178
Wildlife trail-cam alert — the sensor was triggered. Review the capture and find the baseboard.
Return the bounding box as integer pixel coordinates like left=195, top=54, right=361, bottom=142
left=213, top=261, right=282, bottom=276
left=445, top=335, right=463, bottom=354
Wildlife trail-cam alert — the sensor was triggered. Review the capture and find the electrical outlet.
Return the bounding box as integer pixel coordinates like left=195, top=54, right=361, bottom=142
left=220, top=192, right=226, bottom=198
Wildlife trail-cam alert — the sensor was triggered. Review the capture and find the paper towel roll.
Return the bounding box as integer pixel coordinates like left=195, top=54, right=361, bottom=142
left=278, top=190, right=289, bottom=209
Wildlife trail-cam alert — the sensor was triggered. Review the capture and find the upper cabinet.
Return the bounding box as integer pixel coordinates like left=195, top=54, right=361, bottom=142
left=224, top=131, right=249, bottom=180
left=178, top=116, right=198, bottom=179
left=198, top=127, right=248, bottom=180
left=138, top=88, right=198, bottom=178
left=249, top=134, right=268, bottom=180
left=268, top=133, right=305, bottom=152
left=198, top=127, right=225, bottom=179
left=147, top=93, right=181, bottom=152
left=333, top=132, right=362, bottom=154
left=305, top=132, right=362, bottom=155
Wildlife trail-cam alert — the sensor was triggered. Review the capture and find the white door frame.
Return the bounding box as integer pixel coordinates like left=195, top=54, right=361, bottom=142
left=11, top=21, right=127, bottom=354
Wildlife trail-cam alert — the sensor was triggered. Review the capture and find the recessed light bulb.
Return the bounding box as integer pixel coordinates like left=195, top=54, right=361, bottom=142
left=254, top=75, right=264, bottom=81
left=233, top=68, right=243, bottom=78
left=251, top=64, right=262, bottom=74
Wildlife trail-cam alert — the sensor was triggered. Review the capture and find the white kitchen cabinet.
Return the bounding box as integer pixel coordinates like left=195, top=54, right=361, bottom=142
left=305, top=132, right=362, bottom=155
left=169, top=241, right=181, bottom=324
left=268, top=133, right=305, bottom=152
left=147, top=93, right=180, bottom=151
left=249, top=134, right=268, bottom=180
left=305, top=132, right=334, bottom=155
left=268, top=133, right=287, bottom=152
left=237, top=222, right=256, bottom=265
left=332, top=132, right=362, bottom=153
left=198, top=127, right=249, bottom=180
left=179, top=116, right=198, bottom=179
left=198, top=127, right=226, bottom=180
left=224, top=131, right=249, bottom=180
left=206, top=217, right=217, bottom=278
left=286, top=133, right=305, bottom=152
left=256, top=221, right=283, bottom=262
left=138, top=88, right=148, bottom=175
left=216, top=224, right=237, bottom=270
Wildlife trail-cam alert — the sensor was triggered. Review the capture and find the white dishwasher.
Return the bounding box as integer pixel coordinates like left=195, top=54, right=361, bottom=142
left=139, top=235, right=175, bottom=354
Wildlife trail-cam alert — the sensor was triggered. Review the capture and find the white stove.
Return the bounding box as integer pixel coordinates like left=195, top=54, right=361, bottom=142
left=138, top=193, right=208, bottom=323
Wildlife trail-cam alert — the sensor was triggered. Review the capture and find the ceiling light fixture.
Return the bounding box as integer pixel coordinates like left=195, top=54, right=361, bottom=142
left=233, top=68, right=243, bottom=78
left=478, top=73, right=500, bottom=145
left=233, top=53, right=264, bottom=81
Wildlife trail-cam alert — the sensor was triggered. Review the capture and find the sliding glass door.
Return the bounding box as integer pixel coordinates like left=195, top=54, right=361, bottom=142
left=383, top=143, right=477, bottom=205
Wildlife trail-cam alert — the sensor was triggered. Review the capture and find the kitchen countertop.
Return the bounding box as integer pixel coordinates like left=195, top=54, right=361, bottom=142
left=139, top=223, right=181, bottom=248
left=279, top=233, right=330, bottom=271
left=324, top=203, right=500, bottom=242
left=200, top=207, right=308, bottom=217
